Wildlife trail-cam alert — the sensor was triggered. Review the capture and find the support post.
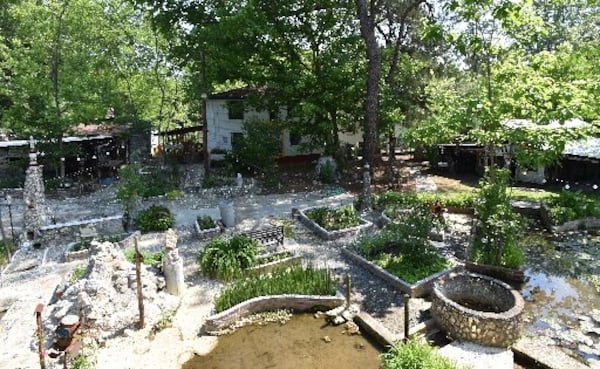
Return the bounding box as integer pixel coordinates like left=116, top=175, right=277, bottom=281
left=134, top=237, right=144, bottom=328
left=403, top=294, right=410, bottom=342
left=345, top=274, right=352, bottom=307
left=34, top=303, right=46, bottom=369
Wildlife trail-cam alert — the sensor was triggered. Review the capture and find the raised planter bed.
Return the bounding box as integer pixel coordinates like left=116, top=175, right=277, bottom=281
left=194, top=219, right=222, bottom=240
left=296, top=206, right=373, bottom=241
left=63, top=242, right=90, bottom=262
left=203, top=294, right=345, bottom=333
left=246, top=252, right=301, bottom=276
left=341, top=248, right=460, bottom=298
left=540, top=202, right=600, bottom=233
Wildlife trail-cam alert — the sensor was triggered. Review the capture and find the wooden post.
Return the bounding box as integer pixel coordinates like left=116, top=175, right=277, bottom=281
left=34, top=303, right=46, bottom=369
left=403, top=294, right=410, bottom=342
left=345, top=274, right=352, bottom=307
left=134, top=237, right=144, bottom=328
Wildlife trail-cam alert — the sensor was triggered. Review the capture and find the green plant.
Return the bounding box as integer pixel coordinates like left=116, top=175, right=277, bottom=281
left=135, top=205, right=174, bottom=232
left=214, top=265, right=336, bottom=312
left=545, top=190, right=600, bottom=224
left=224, top=119, right=281, bottom=176
left=202, top=175, right=236, bottom=188
left=305, top=205, right=361, bottom=231
left=197, top=215, right=217, bottom=230
left=472, top=167, right=524, bottom=269
left=123, top=249, right=164, bottom=266
left=152, top=310, right=174, bottom=333
left=165, top=190, right=183, bottom=199
left=319, top=160, right=335, bottom=184
left=357, top=210, right=449, bottom=283
left=0, top=240, right=16, bottom=266
left=70, top=352, right=95, bottom=369
left=68, top=264, right=88, bottom=283
left=381, top=338, right=458, bottom=369
left=199, top=235, right=260, bottom=280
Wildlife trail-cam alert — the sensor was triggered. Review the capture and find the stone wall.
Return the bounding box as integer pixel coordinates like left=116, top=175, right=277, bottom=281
left=431, top=272, right=524, bottom=348
left=40, top=215, right=123, bottom=246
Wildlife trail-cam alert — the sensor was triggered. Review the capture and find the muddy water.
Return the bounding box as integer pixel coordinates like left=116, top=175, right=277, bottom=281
left=182, top=314, right=381, bottom=369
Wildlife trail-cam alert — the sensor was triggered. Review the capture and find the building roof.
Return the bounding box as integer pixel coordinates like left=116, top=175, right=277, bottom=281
left=208, top=87, right=271, bottom=100
left=502, top=118, right=590, bottom=130
left=563, top=137, right=600, bottom=160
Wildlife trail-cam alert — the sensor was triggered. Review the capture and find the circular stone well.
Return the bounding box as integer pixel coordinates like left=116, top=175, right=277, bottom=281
left=431, top=272, right=524, bottom=347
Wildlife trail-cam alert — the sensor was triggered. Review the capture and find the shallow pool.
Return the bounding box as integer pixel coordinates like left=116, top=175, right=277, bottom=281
left=181, top=314, right=381, bottom=369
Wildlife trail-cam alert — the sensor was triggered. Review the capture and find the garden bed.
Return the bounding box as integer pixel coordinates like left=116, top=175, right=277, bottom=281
left=296, top=206, right=373, bottom=240
left=342, top=248, right=460, bottom=298
left=245, top=252, right=301, bottom=276
left=540, top=203, right=600, bottom=233
left=194, top=219, right=222, bottom=240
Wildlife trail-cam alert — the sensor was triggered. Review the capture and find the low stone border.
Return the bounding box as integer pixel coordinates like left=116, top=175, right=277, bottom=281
left=341, top=248, right=460, bottom=298
left=194, top=220, right=222, bottom=240
left=203, top=294, right=345, bottom=333
left=464, top=261, right=525, bottom=287
left=63, top=242, right=90, bottom=262
left=40, top=215, right=123, bottom=245
left=245, top=254, right=302, bottom=276
left=295, top=206, right=373, bottom=240
left=540, top=203, right=600, bottom=233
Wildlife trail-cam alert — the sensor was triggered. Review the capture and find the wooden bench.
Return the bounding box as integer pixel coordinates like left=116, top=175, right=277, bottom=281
left=242, top=226, right=284, bottom=248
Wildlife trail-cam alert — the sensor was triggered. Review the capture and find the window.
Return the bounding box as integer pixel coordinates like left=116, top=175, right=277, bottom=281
left=227, top=101, right=244, bottom=120
left=289, top=132, right=301, bottom=146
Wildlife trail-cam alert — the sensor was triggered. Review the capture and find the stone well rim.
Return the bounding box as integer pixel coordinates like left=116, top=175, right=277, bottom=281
left=433, top=271, right=524, bottom=319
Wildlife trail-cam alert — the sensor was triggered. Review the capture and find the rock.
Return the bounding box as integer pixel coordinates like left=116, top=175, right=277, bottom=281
left=344, top=321, right=360, bottom=335
left=332, top=316, right=345, bottom=326
left=322, top=335, right=332, bottom=343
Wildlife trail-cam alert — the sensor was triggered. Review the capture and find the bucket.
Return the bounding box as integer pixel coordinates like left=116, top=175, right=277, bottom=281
left=219, top=200, right=235, bottom=228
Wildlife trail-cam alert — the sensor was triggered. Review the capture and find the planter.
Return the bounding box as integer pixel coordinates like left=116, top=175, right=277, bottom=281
left=194, top=220, right=222, bottom=240
left=464, top=261, right=525, bottom=288
left=341, top=248, right=460, bottom=298
left=296, top=206, right=373, bottom=240
left=540, top=202, right=600, bottom=233
left=246, top=253, right=301, bottom=276
left=431, top=272, right=524, bottom=348
left=63, top=242, right=91, bottom=262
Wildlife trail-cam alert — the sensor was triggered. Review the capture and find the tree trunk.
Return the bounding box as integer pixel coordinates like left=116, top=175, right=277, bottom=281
left=355, top=0, right=381, bottom=211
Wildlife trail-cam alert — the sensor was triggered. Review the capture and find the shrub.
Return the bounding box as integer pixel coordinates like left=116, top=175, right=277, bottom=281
left=69, top=264, right=88, bottom=284
left=214, top=265, right=336, bottom=312
left=135, top=205, right=174, bottom=232
left=381, top=338, right=458, bottom=369
left=199, top=235, right=260, bottom=280
left=123, top=248, right=164, bottom=266
left=472, top=168, right=524, bottom=269
left=202, top=175, right=235, bottom=188
left=197, top=215, right=217, bottom=230
left=545, top=190, right=600, bottom=224
left=224, top=119, right=281, bottom=176
left=305, top=205, right=361, bottom=231
left=319, top=160, right=336, bottom=184
left=375, top=191, right=477, bottom=218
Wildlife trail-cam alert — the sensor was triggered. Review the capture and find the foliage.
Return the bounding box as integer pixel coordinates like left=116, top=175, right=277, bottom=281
left=0, top=240, right=16, bottom=266
left=197, top=215, right=217, bottom=230
left=305, top=205, right=361, bottom=231
left=472, top=168, right=524, bottom=269
left=135, top=205, right=174, bottom=233
left=375, top=191, right=477, bottom=218
left=199, top=235, right=260, bottom=280
left=214, top=265, right=336, bottom=313
left=165, top=190, right=183, bottom=199
left=318, top=160, right=336, bottom=184
left=70, top=352, right=95, bottom=369
left=381, top=338, right=458, bottom=369
left=545, top=190, right=600, bottom=224
left=123, top=248, right=164, bottom=266
left=152, top=310, right=174, bottom=333
left=225, top=119, right=281, bottom=176
left=202, top=175, right=235, bottom=189
left=357, top=209, right=449, bottom=283
left=68, top=264, right=88, bottom=284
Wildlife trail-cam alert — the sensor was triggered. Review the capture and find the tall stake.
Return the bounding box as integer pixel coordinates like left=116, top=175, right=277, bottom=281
left=135, top=237, right=144, bottom=328
left=345, top=274, right=352, bottom=307
left=403, top=294, right=410, bottom=342
left=34, top=303, right=46, bottom=369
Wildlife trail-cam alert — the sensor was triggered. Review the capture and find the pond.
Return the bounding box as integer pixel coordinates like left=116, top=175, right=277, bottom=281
left=521, top=231, right=600, bottom=365
left=182, top=314, right=382, bottom=369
